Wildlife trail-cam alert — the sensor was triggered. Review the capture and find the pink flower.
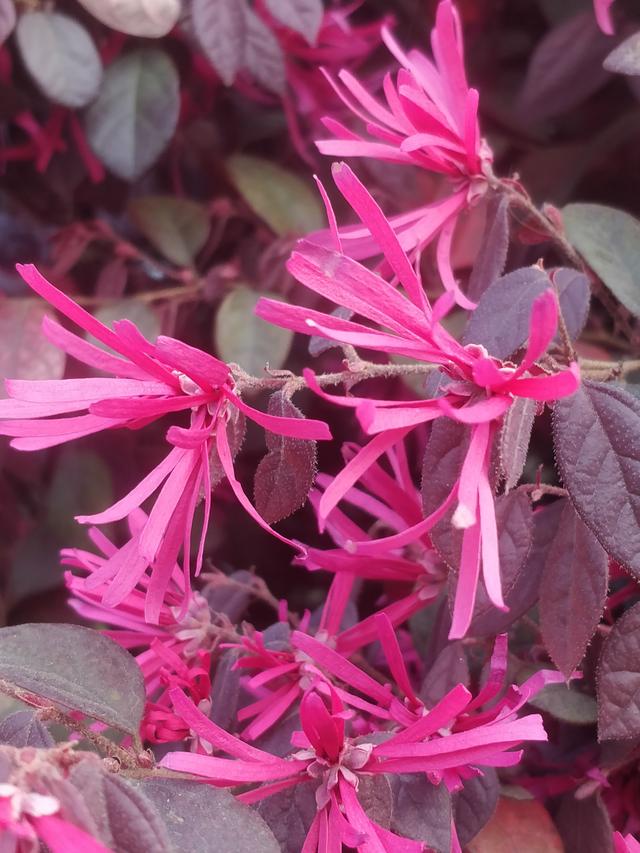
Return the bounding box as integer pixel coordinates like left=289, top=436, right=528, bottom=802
left=231, top=577, right=429, bottom=740
left=315, top=0, right=493, bottom=306
left=277, top=4, right=390, bottom=163
left=64, top=512, right=218, bottom=699
left=160, top=673, right=548, bottom=851
left=0, top=783, right=111, bottom=853
left=594, top=0, right=615, bottom=34
left=615, top=833, right=640, bottom=852
left=299, top=438, right=445, bottom=594
left=258, top=164, right=579, bottom=638
left=0, top=265, right=331, bottom=622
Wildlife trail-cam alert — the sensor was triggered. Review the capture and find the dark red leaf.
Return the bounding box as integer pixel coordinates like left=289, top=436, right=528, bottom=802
left=70, top=762, right=171, bottom=853
left=518, top=12, right=612, bottom=121
left=454, top=769, right=499, bottom=846
left=0, top=710, right=54, bottom=747
left=499, top=396, right=536, bottom=492
left=598, top=601, right=640, bottom=740
left=555, top=792, right=614, bottom=853
left=467, top=194, right=510, bottom=302
left=391, top=776, right=451, bottom=852
left=540, top=501, right=608, bottom=677
left=254, top=391, right=317, bottom=524
left=419, top=642, right=469, bottom=707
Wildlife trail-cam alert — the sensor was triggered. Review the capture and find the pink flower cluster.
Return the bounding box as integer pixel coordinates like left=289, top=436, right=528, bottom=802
left=258, top=161, right=579, bottom=638
left=0, top=1, right=603, bottom=850
left=315, top=0, right=493, bottom=308
left=160, top=633, right=558, bottom=852
left=0, top=264, right=330, bottom=623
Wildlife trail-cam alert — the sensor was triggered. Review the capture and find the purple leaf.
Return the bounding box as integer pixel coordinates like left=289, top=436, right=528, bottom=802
left=0, top=710, right=54, bottom=747
left=257, top=781, right=317, bottom=852
left=419, top=642, right=469, bottom=707
left=499, top=397, right=536, bottom=492
left=70, top=762, right=171, bottom=853
left=540, top=501, right=608, bottom=677
left=461, top=490, right=533, bottom=627
left=244, top=7, right=287, bottom=95
left=359, top=775, right=393, bottom=828
left=422, top=421, right=534, bottom=630
left=254, top=392, right=317, bottom=524
left=255, top=710, right=300, bottom=757
left=551, top=267, right=591, bottom=335
left=390, top=776, right=451, bottom=852
left=138, top=778, right=280, bottom=853
left=597, top=601, right=640, bottom=740
left=209, top=649, right=241, bottom=732
left=555, top=793, right=614, bottom=853
left=604, top=31, right=640, bottom=76
left=464, top=267, right=549, bottom=357
left=421, top=419, right=469, bottom=532
left=553, top=381, right=640, bottom=576
left=0, top=0, right=15, bottom=44
left=193, top=0, right=247, bottom=86
left=0, top=623, right=145, bottom=735
left=453, top=769, right=499, bottom=846
left=467, top=194, right=510, bottom=302
left=264, top=0, right=323, bottom=45
left=210, top=408, right=246, bottom=487
left=469, top=500, right=563, bottom=637
left=309, top=306, right=354, bottom=356
left=203, top=569, right=254, bottom=622
left=463, top=265, right=589, bottom=359
left=518, top=11, right=612, bottom=121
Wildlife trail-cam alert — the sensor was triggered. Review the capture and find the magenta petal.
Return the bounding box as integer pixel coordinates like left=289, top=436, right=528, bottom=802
left=155, top=335, right=230, bottom=390
left=227, top=390, right=331, bottom=440
left=41, top=315, right=150, bottom=380
left=594, top=0, right=615, bottom=33
left=318, top=428, right=413, bottom=528
left=331, top=162, right=430, bottom=312
left=168, top=688, right=290, bottom=763
left=77, top=446, right=183, bottom=525
left=32, top=815, right=113, bottom=853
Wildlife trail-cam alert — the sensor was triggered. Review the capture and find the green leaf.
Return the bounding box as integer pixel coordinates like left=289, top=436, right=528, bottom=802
left=128, top=196, right=210, bottom=267
left=76, top=0, right=181, bottom=38
left=0, top=623, right=145, bottom=734
left=93, top=299, right=161, bottom=349
left=215, top=286, right=293, bottom=374
left=517, top=665, right=597, bottom=725
left=226, top=155, right=323, bottom=236
left=0, top=0, right=16, bottom=45
left=604, top=32, right=640, bottom=76
left=46, top=448, right=114, bottom=546
left=84, top=49, right=180, bottom=181
left=563, top=203, right=640, bottom=316
left=15, top=11, right=103, bottom=108
left=0, top=300, right=65, bottom=393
